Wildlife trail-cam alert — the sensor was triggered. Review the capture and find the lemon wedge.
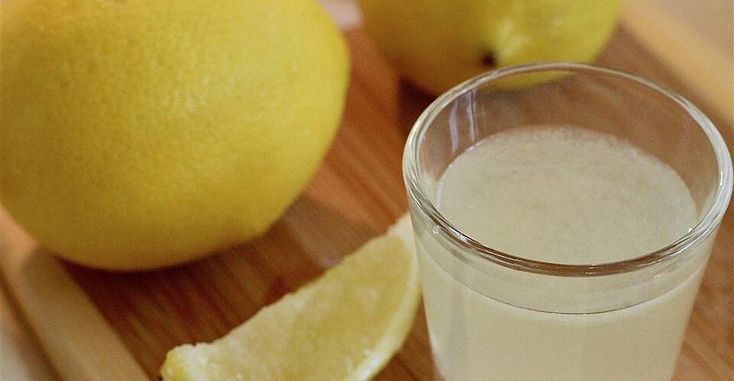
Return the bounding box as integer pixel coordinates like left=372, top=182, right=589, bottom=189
left=160, top=215, right=419, bottom=380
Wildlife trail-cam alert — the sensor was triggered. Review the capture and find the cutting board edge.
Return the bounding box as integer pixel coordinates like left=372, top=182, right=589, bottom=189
left=1, top=209, right=148, bottom=381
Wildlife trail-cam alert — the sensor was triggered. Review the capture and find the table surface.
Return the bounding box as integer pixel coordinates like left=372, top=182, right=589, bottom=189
left=2, top=1, right=732, bottom=380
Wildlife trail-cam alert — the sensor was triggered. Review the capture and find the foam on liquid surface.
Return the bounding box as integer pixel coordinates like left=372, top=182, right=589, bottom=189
left=436, top=126, right=697, bottom=264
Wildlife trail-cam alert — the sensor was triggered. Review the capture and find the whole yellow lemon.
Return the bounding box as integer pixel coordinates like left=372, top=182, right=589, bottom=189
left=359, top=0, right=620, bottom=94
left=1, top=0, right=349, bottom=270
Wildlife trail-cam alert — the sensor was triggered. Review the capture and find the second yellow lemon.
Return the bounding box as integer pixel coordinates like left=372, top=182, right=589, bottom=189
left=359, top=0, right=620, bottom=94
left=1, top=0, right=349, bottom=270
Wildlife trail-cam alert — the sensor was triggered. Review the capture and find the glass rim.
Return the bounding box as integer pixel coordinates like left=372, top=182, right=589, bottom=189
left=403, top=62, right=733, bottom=277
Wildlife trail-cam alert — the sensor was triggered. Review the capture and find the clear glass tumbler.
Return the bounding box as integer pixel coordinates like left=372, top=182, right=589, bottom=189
left=402, top=63, right=732, bottom=381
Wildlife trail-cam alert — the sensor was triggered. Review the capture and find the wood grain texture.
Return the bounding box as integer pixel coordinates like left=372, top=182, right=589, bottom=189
left=1, top=26, right=732, bottom=381
left=620, top=0, right=733, bottom=126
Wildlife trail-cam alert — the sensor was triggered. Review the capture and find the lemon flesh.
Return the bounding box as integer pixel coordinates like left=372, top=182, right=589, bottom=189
left=160, top=216, right=419, bottom=381
left=1, top=0, right=349, bottom=270
left=359, top=0, right=620, bottom=94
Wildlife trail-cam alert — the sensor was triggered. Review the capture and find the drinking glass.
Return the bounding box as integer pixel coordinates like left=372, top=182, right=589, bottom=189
left=402, top=62, right=732, bottom=381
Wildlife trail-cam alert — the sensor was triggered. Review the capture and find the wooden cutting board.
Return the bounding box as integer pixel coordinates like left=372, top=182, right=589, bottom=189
left=2, top=25, right=733, bottom=380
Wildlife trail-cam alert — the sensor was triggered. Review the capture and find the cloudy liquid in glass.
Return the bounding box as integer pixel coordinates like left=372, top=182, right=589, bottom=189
left=418, top=127, right=704, bottom=381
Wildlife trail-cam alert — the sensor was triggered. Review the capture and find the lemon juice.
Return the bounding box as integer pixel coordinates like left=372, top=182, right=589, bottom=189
left=417, top=127, right=705, bottom=381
